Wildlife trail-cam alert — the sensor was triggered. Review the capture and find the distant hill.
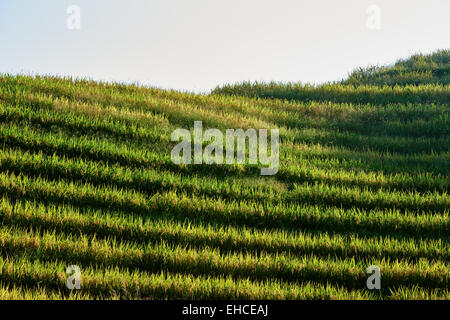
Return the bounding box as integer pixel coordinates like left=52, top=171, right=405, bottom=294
left=342, top=50, right=450, bottom=86
left=212, top=50, right=450, bottom=104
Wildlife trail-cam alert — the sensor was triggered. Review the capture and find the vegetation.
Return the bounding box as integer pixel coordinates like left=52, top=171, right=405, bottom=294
left=212, top=50, right=450, bottom=103
left=343, top=50, right=450, bottom=86
left=0, top=53, right=449, bottom=300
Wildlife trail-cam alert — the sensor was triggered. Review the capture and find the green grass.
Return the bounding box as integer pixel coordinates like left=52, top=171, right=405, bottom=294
left=0, top=71, right=448, bottom=300
left=343, top=49, right=450, bottom=86
left=213, top=50, right=450, bottom=101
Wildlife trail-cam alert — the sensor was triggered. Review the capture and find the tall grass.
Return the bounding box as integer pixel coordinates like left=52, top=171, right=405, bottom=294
left=0, top=72, right=448, bottom=300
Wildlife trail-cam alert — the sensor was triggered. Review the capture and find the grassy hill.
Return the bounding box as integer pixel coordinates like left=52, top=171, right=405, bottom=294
left=212, top=50, right=450, bottom=102
left=343, top=49, right=450, bottom=86
left=0, top=72, right=448, bottom=299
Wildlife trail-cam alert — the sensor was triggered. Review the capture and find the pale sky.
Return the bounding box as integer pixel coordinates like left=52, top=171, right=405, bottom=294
left=1, top=0, right=449, bottom=92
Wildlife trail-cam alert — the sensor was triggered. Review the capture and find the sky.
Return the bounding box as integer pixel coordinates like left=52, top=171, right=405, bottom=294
left=0, top=0, right=449, bottom=92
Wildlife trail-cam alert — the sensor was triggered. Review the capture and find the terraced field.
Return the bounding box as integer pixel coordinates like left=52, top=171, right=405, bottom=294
left=0, top=73, right=448, bottom=300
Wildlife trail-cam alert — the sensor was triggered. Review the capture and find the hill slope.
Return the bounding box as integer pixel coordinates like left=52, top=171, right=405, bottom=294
left=0, top=74, right=448, bottom=300
left=343, top=49, right=450, bottom=86
left=212, top=50, right=450, bottom=102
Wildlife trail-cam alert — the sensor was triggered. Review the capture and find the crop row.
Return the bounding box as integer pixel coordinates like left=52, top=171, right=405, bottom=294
left=1, top=197, right=447, bottom=262
left=0, top=171, right=447, bottom=238
left=0, top=225, right=448, bottom=290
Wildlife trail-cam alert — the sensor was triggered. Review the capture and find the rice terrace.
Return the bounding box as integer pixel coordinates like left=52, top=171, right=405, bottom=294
left=0, top=50, right=448, bottom=300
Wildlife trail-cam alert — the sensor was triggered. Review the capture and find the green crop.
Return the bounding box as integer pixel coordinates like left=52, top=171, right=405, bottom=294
left=0, top=72, right=448, bottom=300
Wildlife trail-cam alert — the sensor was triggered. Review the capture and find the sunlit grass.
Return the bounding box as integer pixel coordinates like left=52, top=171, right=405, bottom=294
left=0, top=73, right=448, bottom=300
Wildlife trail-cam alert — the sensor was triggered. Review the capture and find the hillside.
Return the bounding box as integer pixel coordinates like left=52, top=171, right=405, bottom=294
left=212, top=50, right=450, bottom=102
left=343, top=50, right=450, bottom=86
left=0, top=74, right=448, bottom=300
